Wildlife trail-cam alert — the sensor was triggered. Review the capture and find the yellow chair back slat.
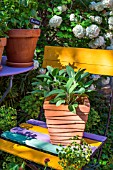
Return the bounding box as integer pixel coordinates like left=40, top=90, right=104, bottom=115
left=43, top=46, right=113, bottom=76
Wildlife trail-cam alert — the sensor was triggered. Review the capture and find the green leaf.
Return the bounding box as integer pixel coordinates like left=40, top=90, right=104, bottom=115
left=65, top=78, right=74, bottom=91
left=80, top=72, right=90, bottom=80
left=56, top=100, right=65, bottom=106
left=69, top=83, right=78, bottom=94
left=52, top=68, right=59, bottom=76
left=47, top=66, right=54, bottom=74
left=66, top=66, right=75, bottom=77
left=75, top=87, right=85, bottom=94
left=68, top=105, right=76, bottom=113
left=45, top=89, right=65, bottom=97
left=36, top=74, right=51, bottom=79
left=84, top=80, right=93, bottom=88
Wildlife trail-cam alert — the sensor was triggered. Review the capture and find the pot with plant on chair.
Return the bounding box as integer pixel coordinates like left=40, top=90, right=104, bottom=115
left=32, top=65, right=93, bottom=145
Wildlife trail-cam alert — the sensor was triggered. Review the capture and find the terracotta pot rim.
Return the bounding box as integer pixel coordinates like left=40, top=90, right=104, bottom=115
left=8, top=29, right=41, bottom=38
left=0, top=38, right=7, bottom=47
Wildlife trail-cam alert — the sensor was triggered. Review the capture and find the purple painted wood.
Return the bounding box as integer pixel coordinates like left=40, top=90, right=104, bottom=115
left=26, top=119, right=107, bottom=142
left=10, top=127, right=50, bottom=142
left=0, top=56, right=34, bottom=77
left=26, top=119, right=47, bottom=128
left=83, top=132, right=107, bottom=142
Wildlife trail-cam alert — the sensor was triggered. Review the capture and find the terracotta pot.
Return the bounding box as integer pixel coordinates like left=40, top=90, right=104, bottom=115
left=6, top=29, right=41, bottom=67
left=0, top=38, right=7, bottom=70
left=43, top=97, right=90, bottom=145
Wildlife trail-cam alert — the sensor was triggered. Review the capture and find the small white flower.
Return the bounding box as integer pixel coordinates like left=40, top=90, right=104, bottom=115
left=39, top=68, right=46, bottom=74
left=49, top=15, right=62, bottom=28
left=72, top=25, right=85, bottom=39
left=108, top=16, right=113, bottom=25
left=110, top=10, right=113, bottom=15
left=94, top=2, right=104, bottom=11
left=86, top=24, right=100, bottom=39
left=109, top=24, right=113, bottom=30
left=89, top=36, right=105, bottom=48
left=102, top=0, right=113, bottom=8
left=106, top=44, right=113, bottom=49
left=89, top=1, right=96, bottom=10
left=92, top=74, right=101, bottom=80
left=104, top=32, right=113, bottom=39
left=89, top=16, right=95, bottom=22
left=57, top=5, right=67, bottom=12
left=94, top=16, right=102, bottom=24
left=110, top=38, right=113, bottom=44
left=70, top=14, right=75, bottom=21
left=89, top=84, right=96, bottom=90
left=102, top=77, right=110, bottom=85
left=62, top=5, right=67, bottom=12
left=33, top=60, right=39, bottom=70
left=57, top=6, right=62, bottom=12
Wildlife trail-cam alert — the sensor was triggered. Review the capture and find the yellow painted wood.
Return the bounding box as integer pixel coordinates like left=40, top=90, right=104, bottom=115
left=19, top=123, right=48, bottom=134
left=0, top=138, right=62, bottom=170
left=43, top=46, right=113, bottom=76
left=19, top=123, right=102, bottom=148
left=84, top=138, right=102, bottom=147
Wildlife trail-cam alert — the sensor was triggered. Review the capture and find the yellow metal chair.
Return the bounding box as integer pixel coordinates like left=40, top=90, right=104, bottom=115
left=0, top=46, right=113, bottom=169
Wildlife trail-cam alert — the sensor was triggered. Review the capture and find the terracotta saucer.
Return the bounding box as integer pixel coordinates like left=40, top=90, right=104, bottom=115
left=6, top=61, right=34, bottom=67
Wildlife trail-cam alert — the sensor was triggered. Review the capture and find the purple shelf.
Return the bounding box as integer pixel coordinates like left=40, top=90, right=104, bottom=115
left=0, top=56, right=34, bottom=77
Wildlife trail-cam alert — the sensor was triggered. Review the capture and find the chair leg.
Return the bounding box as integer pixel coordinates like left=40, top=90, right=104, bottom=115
left=97, top=89, right=113, bottom=161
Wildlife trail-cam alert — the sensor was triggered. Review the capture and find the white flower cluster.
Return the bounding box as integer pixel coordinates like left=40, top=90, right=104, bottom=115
left=33, top=60, right=39, bottom=70
left=48, top=1, right=113, bottom=49
left=49, top=15, right=62, bottom=28
left=73, top=25, right=85, bottom=39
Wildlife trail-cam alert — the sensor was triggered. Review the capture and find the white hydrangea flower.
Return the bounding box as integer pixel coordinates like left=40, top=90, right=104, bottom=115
left=108, top=16, right=113, bottom=25
left=62, top=5, right=67, bottom=12
left=72, top=25, right=85, bottom=39
left=91, top=74, right=101, bottom=80
left=49, top=15, right=62, bottom=28
left=109, top=24, right=113, bottom=30
left=94, top=16, right=102, bottom=24
left=57, top=5, right=67, bottom=12
left=104, top=32, right=113, bottom=39
left=89, top=16, right=95, bottom=22
left=89, top=36, right=105, bottom=48
left=110, top=10, right=113, bottom=15
left=102, top=0, right=113, bottom=8
left=86, top=24, right=100, bottom=39
left=89, top=41, right=98, bottom=48
left=57, top=6, right=62, bottom=12
left=94, top=2, right=104, bottom=11
left=89, top=84, right=96, bottom=90
left=70, top=14, right=75, bottom=21
left=106, top=44, right=113, bottom=49
left=102, top=77, right=110, bottom=85
left=110, top=38, right=113, bottom=44
left=89, top=1, right=96, bottom=10
left=33, top=60, right=39, bottom=70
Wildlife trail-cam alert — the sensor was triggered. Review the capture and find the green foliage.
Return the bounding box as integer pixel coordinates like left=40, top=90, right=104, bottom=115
left=20, top=94, right=43, bottom=121
left=32, top=65, right=93, bottom=113
left=85, top=108, right=100, bottom=132
left=0, top=105, right=17, bottom=131
left=0, top=3, right=9, bottom=37
left=2, top=0, right=39, bottom=29
left=57, top=136, right=92, bottom=170
left=1, top=152, right=25, bottom=170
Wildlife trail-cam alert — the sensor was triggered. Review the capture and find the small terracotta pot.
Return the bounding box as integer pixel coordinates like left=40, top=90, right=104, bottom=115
left=0, top=38, right=7, bottom=70
left=43, top=97, right=90, bottom=145
left=6, top=29, right=41, bottom=67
